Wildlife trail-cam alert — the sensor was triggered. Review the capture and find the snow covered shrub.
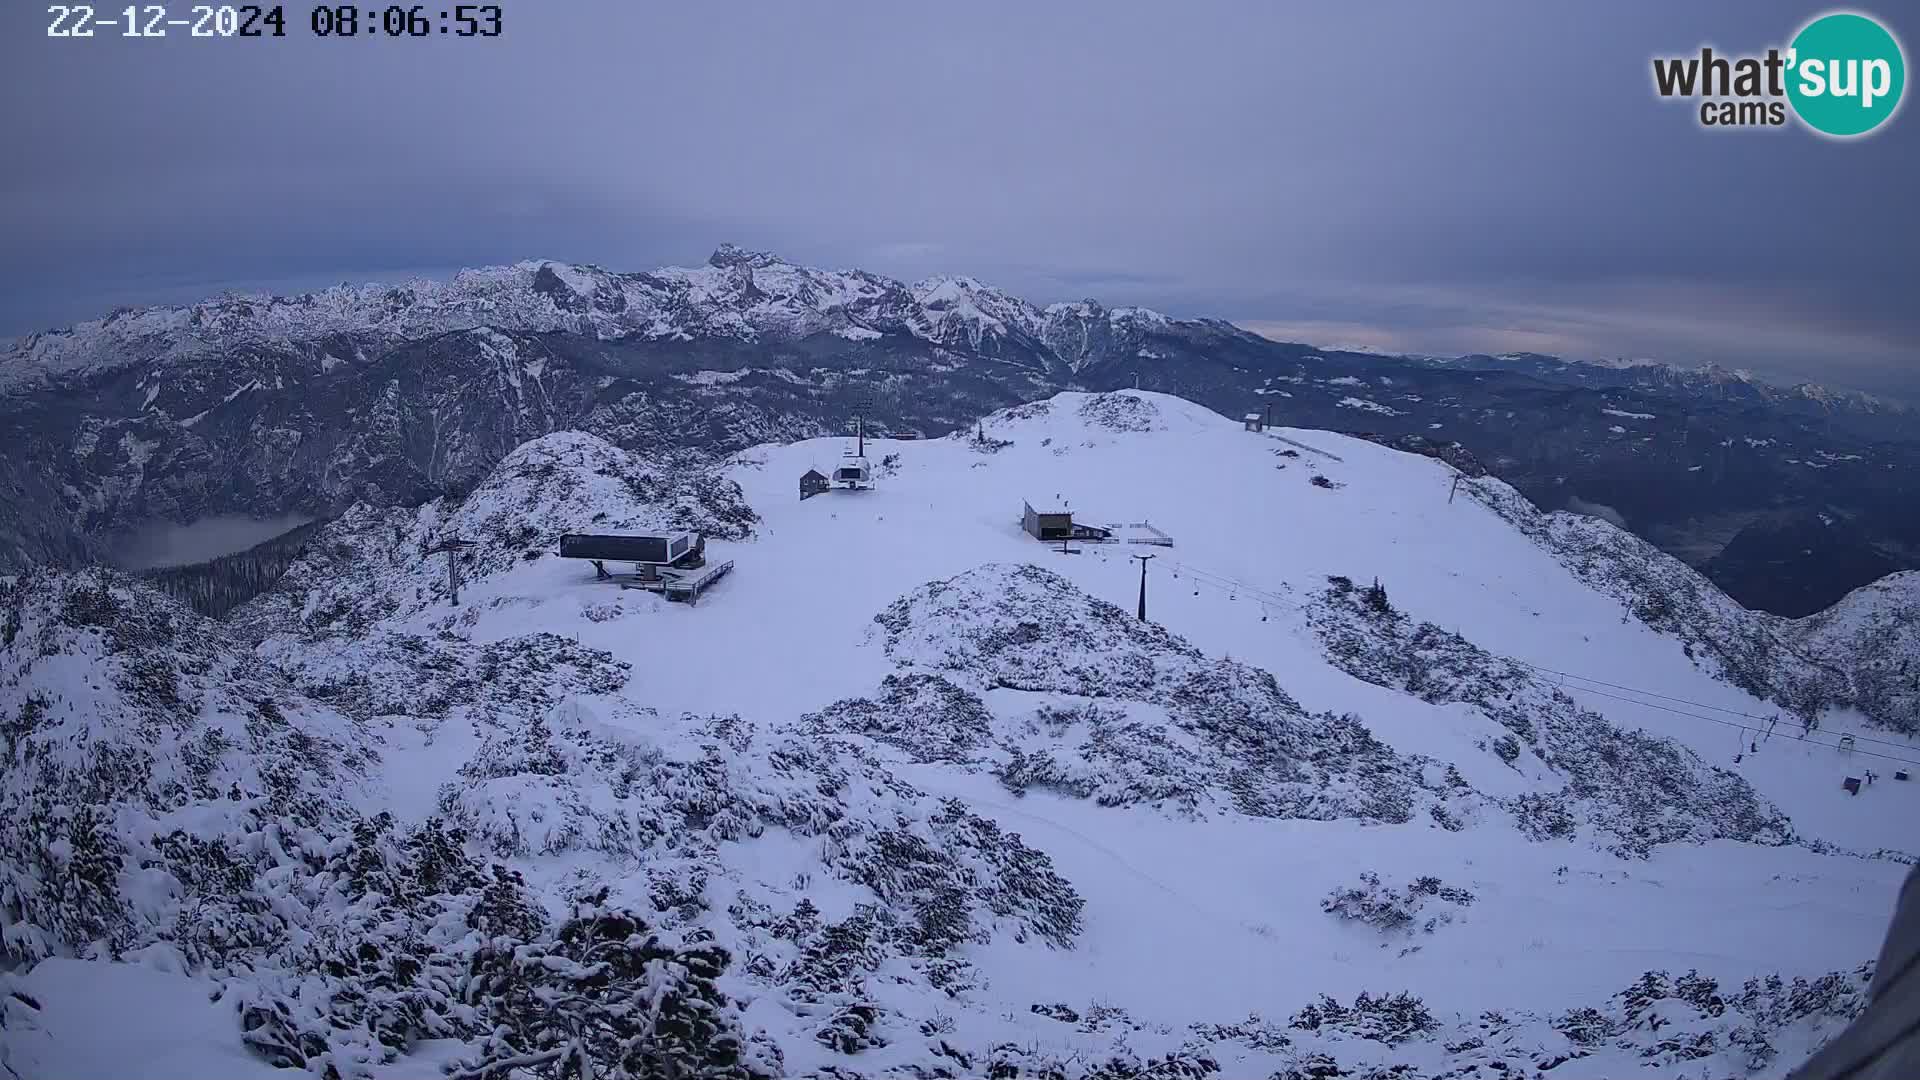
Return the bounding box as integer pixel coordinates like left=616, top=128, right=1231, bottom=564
left=1185, top=1014, right=1294, bottom=1053
left=0, top=570, right=377, bottom=965
left=1729, top=967, right=1870, bottom=1030
left=1552, top=1006, right=1613, bottom=1047
left=448, top=887, right=780, bottom=1080
left=1076, top=391, right=1164, bottom=432
left=983, top=1044, right=1220, bottom=1079
left=1163, top=958, right=1872, bottom=1079
left=581, top=599, right=624, bottom=622
left=1321, top=872, right=1474, bottom=936
left=993, top=700, right=1212, bottom=811
left=783, top=905, right=896, bottom=1002
left=0, top=803, right=130, bottom=962
left=1510, top=791, right=1578, bottom=842
left=1033, top=1002, right=1083, bottom=1024
left=265, top=628, right=630, bottom=725
left=801, top=673, right=993, bottom=763
left=813, top=1002, right=888, bottom=1055
left=1287, top=992, right=1438, bottom=1046
left=1536, top=964, right=1869, bottom=1076
left=1361, top=578, right=1392, bottom=616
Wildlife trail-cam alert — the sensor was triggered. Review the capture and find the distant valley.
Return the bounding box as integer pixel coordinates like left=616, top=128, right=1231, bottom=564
left=2, top=246, right=1913, bottom=616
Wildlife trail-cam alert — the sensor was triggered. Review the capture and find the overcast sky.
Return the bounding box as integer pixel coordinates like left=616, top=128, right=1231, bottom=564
left=2, top=2, right=1914, bottom=396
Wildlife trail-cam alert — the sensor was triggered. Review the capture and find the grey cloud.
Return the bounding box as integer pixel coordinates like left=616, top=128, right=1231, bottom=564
left=113, top=513, right=313, bottom=569
left=1566, top=498, right=1631, bottom=531
left=1, top=1, right=1914, bottom=396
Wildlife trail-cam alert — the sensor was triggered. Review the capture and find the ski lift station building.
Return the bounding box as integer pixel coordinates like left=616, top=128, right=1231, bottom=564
left=1023, top=499, right=1075, bottom=541
left=832, top=450, right=873, bottom=489
left=1022, top=499, right=1112, bottom=542
left=556, top=531, right=734, bottom=604
left=1022, top=498, right=1174, bottom=547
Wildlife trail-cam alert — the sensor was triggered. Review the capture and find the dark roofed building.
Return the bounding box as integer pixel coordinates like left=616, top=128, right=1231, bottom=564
left=1023, top=499, right=1073, bottom=541
left=1022, top=499, right=1112, bottom=542
left=800, top=468, right=831, bottom=500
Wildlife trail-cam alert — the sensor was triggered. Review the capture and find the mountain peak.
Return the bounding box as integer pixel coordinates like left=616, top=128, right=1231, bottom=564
left=707, top=243, right=786, bottom=269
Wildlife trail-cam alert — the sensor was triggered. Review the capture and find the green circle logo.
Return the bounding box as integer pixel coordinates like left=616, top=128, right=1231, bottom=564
left=1787, top=12, right=1906, bottom=136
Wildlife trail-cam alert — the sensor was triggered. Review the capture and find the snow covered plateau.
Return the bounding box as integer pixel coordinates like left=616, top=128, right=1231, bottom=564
left=2, top=390, right=1915, bottom=1080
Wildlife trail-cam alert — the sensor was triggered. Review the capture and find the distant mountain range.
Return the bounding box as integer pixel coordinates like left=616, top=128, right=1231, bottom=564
left=2, top=245, right=1914, bottom=616
left=1413, top=351, right=1915, bottom=440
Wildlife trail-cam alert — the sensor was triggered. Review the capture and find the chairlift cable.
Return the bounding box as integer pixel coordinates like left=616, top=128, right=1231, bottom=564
left=1157, top=550, right=1920, bottom=766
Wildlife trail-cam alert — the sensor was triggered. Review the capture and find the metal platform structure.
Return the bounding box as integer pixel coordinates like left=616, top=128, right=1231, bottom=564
left=618, top=559, right=734, bottom=605
left=556, top=531, right=733, bottom=605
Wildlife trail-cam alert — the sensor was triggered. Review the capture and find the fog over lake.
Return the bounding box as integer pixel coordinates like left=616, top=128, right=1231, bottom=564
left=114, top=513, right=314, bottom=569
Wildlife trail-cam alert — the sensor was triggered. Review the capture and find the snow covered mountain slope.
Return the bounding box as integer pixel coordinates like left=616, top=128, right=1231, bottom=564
left=0, top=246, right=1192, bottom=395
left=3, top=390, right=1914, bottom=1079
left=6, top=246, right=1916, bottom=620
left=1457, top=480, right=1920, bottom=737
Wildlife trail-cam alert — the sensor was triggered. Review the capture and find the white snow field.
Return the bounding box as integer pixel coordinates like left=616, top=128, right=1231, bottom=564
left=4, top=390, right=1913, bottom=1079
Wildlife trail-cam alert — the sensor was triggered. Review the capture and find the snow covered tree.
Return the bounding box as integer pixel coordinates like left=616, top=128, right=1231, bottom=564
left=1362, top=578, right=1392, bottom=616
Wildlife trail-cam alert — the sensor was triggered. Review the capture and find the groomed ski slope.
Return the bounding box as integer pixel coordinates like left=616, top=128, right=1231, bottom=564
left=342, top=389, right=1914, bottom=1029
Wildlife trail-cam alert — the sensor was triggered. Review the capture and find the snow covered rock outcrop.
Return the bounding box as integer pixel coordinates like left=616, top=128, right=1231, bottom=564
left=234, top=429, right=755, bottom=637
left=1794, top=572, right=1920, bottom=736
left=809, top=563, right=1479, bottom=826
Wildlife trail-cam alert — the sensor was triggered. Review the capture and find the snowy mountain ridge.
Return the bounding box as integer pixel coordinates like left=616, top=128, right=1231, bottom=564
left=6, top=247, right=1916, bottom=622
left=0, top=245, right=1195, bottom=394
left=1437, top=353, right=1915, bottom=418
left=4, top=388, right=1914, bottom=1079
left=14, top=248, right=1897, bottom=414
